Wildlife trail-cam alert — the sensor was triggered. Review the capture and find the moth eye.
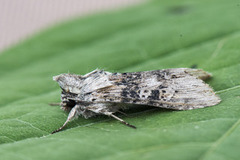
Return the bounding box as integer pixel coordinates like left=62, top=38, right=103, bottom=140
left=66, top=99, right=76, bottom=108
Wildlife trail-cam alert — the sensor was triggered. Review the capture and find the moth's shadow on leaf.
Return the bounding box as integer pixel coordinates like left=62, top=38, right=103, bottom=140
left=121, top=104, right=170, bottom=115
left=70, top=105, right=172, bottom=130
left=119, top=105, right=173, bottom=122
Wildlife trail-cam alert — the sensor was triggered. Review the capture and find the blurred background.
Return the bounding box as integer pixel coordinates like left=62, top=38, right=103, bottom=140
left=0, top=0, right=143, bottom=52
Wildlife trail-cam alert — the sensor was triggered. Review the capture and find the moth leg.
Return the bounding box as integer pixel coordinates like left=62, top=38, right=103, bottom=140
left=52, top=105, right=79, bottom=134
left=87, top=103, right=136, bottom=129
left=105, top=112, right=136, bottom=129
left=117, top=110, right=128, bottom=117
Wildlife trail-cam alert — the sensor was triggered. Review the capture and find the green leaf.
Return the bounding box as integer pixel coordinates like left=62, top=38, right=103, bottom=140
left=0, top=0, right=240, bottom=159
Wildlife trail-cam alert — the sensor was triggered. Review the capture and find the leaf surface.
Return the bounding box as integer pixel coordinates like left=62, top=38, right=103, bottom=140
left=0, top=0, right=240, bottom=159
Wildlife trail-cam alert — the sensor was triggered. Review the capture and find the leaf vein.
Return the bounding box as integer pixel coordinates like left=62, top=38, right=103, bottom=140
left=198, top=119, right=240, bottom=160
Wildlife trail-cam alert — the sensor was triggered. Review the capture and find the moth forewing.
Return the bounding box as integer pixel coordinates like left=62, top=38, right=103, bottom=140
left=51, top=68, right=221, bottom=133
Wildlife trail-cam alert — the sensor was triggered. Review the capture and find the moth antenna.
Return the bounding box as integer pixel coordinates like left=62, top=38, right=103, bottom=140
left=52, top=105, right=78, bottom=134
left=109, top=114, right=136, bottom=129
left=49, top=103, right=61, bottom=106
left=49, top=102, right=67, bottom=107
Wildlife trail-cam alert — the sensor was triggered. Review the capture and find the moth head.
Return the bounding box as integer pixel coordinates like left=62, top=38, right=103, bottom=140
left=53, top=74, right=82, bottom=93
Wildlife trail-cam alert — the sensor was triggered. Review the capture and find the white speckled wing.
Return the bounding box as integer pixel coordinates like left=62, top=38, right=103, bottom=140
left=85, top=68, right=221, bottom=110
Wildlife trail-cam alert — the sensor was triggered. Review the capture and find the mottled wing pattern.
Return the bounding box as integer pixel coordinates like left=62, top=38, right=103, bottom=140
left=88, top=68, right=220, bottom=110
left=52, top=68, right=221, bottom=133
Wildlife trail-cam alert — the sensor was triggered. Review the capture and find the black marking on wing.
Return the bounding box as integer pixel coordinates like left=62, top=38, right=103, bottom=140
left=96, top=70, right=175, bottom=107
left=148, top=90, right=160, bottom=100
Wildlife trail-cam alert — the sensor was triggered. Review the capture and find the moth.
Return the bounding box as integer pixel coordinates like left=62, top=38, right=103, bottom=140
left=51, top=68, right=221, bottom=133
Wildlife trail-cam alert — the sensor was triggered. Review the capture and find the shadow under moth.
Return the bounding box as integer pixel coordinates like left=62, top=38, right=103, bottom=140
left=51, top=68, right=221, bottom=133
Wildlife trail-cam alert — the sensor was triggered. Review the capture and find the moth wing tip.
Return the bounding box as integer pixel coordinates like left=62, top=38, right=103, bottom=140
left=185, top=68, right=212, bottom=80
left=204, top=93, right=221, bottom=107
left=214, top=94, right=222, bottom=104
